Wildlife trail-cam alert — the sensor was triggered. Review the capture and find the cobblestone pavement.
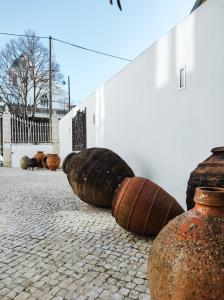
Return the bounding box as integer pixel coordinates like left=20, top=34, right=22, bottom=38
left=0, top=168, right=153, bottom=300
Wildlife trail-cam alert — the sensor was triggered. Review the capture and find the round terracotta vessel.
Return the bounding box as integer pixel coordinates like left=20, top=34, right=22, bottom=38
left=20, top=156, right=30, bottom=169
left=112, top=177, right=184, bottom=236
left=62, top=148, right=135, bottom=208
left=186, top=146, right=224, bottom=210
left=148, top=187, right=224, bottom=300
left=34, top=151, right=45, bottom=168
left=42, top=154, right=49, bottom=169
left=46, top=154, right=60, bottom=171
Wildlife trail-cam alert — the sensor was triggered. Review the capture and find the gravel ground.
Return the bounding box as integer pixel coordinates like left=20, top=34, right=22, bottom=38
left=0, top=167, right=152, bottom=300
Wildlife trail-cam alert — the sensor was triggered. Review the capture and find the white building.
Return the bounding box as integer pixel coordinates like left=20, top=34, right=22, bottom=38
left=59, top=0, right=223, bottom=209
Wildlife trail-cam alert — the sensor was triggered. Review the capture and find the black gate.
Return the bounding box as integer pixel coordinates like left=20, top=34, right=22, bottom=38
left=72, top=108, right=87, bottom=151
left=0, top=114, right=3, bottom=156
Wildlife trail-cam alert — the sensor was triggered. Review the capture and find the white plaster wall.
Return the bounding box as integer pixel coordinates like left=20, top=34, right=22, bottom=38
left=59, top=0, right=224, bottom=209
left=59, top=93, right=97, bottom=163
left=11, top=144, right=53, bottom=167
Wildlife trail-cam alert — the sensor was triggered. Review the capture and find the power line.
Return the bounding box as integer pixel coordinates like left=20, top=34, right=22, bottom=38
left=0, top=32, right=132, bottom=62
left=52, top=37, right=132, bottom=62
left=0, top=32, right=48, bottom=39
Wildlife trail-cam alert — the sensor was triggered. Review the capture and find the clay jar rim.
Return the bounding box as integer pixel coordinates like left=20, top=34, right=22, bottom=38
left=194, top=187, right=224, bottom=207
left=211, top=146, right=224, bottom=154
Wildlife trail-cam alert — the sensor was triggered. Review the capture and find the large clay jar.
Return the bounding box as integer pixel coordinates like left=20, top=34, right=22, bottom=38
left=148, top=187, right=224, bottom=300
left=62, top=148, right=135, bottom=208
left=46, top=154, right=60, bottom=171
left=112, top=176, right=184, bottom=236
left=186, top=146, right=224, bottom=210
left=34, top=151, right=45, bottom=168
left=20, top=156, right=30, bottom=169
left=42, top=154, right=49, bottom=169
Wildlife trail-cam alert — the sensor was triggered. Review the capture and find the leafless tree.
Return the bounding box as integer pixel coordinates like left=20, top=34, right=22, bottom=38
left=0, top=31, right=63, bottom=118
left=110, top=0, right=122, bottom=11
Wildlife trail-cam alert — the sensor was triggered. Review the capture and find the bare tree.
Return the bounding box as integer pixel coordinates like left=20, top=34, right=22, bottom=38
left=110, top=0, right=122, bottom=11
left=0, top=31, right=63, bottom=118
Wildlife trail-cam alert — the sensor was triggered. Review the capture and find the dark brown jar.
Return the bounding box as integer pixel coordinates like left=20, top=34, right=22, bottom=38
left=186, top=147, right=224, bottom=210
left=148, top=187, right=224, bottom=300
left=62, top=148, right=135, bottom=208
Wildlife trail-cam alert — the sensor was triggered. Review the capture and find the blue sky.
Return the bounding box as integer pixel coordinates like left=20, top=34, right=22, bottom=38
left=0, top=0, right=195, bottom=104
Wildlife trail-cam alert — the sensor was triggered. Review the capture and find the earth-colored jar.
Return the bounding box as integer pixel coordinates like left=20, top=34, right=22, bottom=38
left=62, top=148, right=135, bottom=208
left=34, top=151, right=45, bottom=168
left=20, top=156, right=30, bottom=169
left=42, top=154, right=49, bottom=169
left=112, top=176, right=184, bottom=236
left=186, top=147, right=224, bottom=210
left=148, top=187, right=224, bottom=300
left=46, top=154, right=60, bottom=171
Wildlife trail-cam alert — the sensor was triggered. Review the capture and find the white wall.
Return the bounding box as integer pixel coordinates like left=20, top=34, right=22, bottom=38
left=11, top=143, right=53, bottom=167
left=59, top=0, right=224, bottom=209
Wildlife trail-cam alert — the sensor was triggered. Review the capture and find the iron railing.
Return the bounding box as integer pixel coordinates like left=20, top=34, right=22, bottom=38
left=72, top=108, right=87, bottom=151
left=11, top=115, right=51, bottom=143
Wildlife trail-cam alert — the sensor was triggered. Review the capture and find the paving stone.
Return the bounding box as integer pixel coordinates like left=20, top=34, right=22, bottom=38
left=0, top=168, right=153, bottom=300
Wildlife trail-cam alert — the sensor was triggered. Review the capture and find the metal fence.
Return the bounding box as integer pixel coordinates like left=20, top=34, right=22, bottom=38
left=11, top=115, right=51, bottom=143
left=0, top=114, right=3, bottom=155
left=72, top=108, right=87, bottom=151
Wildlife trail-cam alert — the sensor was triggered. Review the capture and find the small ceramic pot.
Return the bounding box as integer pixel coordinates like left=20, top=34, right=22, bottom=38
left=20, top=156, right=30, bottom=169
left=34, top=151, right=45, bottom=168
left=46, top=154, right=60, bottom=171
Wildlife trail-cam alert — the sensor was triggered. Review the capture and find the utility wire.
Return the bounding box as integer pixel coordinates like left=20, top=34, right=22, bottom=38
left=0, top=32, right=48, bottom=39
left=52, top=37, right=132, bottom=62
left=0, top=32, right=132, bottom=62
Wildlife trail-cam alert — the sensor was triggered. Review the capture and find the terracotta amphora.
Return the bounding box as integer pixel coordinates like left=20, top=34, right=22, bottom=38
left=46, top=154, right=60, bottom=171
left=112, top=176, right=184, bottom=236
left=62, top=148, right=135, bottom=208
left=148, top=187, right=224, bottom=300
left=34, top=151, right=45, bottom=168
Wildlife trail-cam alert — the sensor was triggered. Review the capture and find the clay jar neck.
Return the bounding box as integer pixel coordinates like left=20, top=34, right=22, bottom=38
left=193, top=187, right=224, bottom=218
left=211, top=146, right=224, bottom=155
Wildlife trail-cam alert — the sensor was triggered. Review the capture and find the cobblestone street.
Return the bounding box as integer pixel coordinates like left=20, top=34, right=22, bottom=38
left=0, top=168, right=152, bottom=300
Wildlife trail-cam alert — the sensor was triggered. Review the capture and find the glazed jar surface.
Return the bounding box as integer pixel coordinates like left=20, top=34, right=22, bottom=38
left=186, top=146, right=224, bottom=210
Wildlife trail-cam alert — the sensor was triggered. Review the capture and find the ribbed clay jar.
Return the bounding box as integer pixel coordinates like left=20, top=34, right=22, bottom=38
left=46, top=154, right=60, bottom=171
left=34, top=151, right=45, bottom=168
left=62, top=148, right=135, bottom=208
left=186, top=146, right=224, bottom=210
left=148, top=187, right=224, bottom=300
left=112, top=176, right=184, bottom=236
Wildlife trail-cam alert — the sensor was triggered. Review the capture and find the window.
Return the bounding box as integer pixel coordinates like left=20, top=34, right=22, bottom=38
left=179, top=66, right=186, bottom=90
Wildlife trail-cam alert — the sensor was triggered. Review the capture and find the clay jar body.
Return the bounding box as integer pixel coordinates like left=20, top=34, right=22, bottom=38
left=34, top=151, right=45, bottom=168
left=112, top=177, right=184, bottom=236
left=186, top=147, right=224, bottom=210
left=62, top=148, right=135, bottom=208
left=46, top=154, right=60, bottom=171
left=20, top=156, right=30, bottom=169
left=148, top=187, right=224, bottom=300
left=42, top=154, right=49, bottom=169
